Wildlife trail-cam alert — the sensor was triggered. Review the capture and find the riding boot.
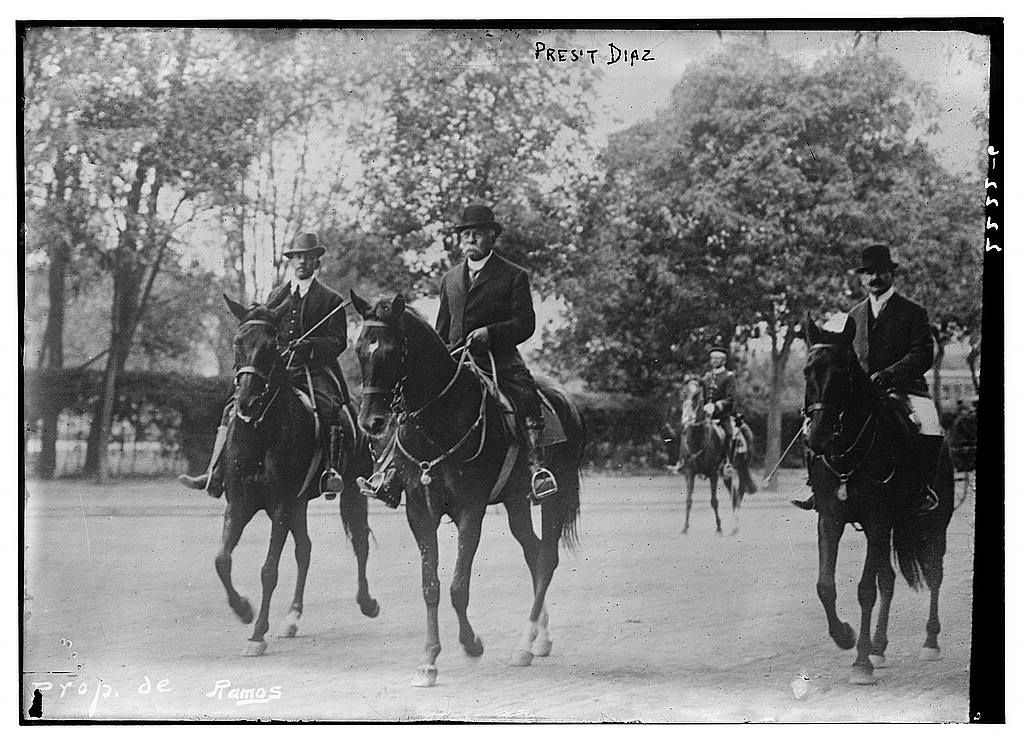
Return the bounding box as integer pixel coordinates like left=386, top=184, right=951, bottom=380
left=912, top=434, right=944, bottom=513
left=356, top=451, right=402, bottom=509
left=177, top=425, right=227, bottom=498
left=525, top=417, right=557, bottom=502
left=319, top=425, right=346, bottom=500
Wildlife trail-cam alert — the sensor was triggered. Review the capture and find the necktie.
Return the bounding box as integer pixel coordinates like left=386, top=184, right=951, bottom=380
left=469, top=269, right=479, bottom=285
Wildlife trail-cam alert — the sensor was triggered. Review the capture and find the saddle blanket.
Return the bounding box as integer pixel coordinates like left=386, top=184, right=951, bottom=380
left=907, top=394, right=942, bottom=436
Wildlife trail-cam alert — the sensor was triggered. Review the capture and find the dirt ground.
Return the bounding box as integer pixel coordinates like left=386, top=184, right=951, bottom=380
left=21, top=470, right=976, bottom=722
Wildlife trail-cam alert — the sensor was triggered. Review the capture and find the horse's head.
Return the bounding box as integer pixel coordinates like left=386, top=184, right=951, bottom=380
left=225, top=294, right=284, bottom=424
left=351, top=290, right=407, bottom=438
left=802, top=313, right=857, bottom=454
left=680, top=376, right=705, bottom=427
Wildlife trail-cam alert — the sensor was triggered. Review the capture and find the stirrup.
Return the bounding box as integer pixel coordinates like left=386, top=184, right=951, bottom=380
left=791, top=495, right=816, bottom=511
left=917, top=487, right=940, bottom=514
left=319, top=469, right=344, bottom=500
left=530, top=467, right=558, bottom=502
left=356, top=469, right=401, bottom=508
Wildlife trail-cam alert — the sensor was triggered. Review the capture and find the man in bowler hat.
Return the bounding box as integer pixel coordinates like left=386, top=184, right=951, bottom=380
left=179, top=232, right=352, bottom=499
left=435, top=204, right=557, bottom=500
left=796, top=244, right=941, bottom=512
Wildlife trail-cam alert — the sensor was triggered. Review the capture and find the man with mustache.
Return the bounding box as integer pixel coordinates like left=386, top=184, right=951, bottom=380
left=796, top=244, right=941, bottom=512
left=359, top=204, right=557, bottom=507
left=178, top=232, right=351, bottom=500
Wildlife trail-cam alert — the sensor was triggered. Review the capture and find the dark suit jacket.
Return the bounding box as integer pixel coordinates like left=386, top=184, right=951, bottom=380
left=435, top=252, right=535, bottom=371
left=701, top=369, right=736, bottom=416
left=266, top=277, right=348, bottom=383
left=843, top=291, right=934, bottom=397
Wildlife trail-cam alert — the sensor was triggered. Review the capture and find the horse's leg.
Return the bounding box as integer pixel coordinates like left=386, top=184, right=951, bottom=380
left=850, top=521, right=889, bottom=685
left=245, top=505, right=290, bottom=657
left=277, top=504, right=311, bottom=638
left=816, top=514, right=855, bottom=650
left=406, top=495, right=443, bottom=687
left=340, top=484, right=379, bottom=618
left=450, top=504, right=487, bottom=659
left=920, top=539, right=945, bottom=661
left=870, top=541, right=897, bottom=668
left=709, top=472, right=723, bottom=535
left=215, top=502, right=257, bottom=624
left=522, top=497, right=569, bottom=660
left=682, top=470, right=695, bottom=535
left=505, top=493, right=542, bottom=665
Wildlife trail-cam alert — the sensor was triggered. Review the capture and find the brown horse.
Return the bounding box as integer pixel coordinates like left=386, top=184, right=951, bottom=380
left=351, top=292, right=584, bottom=687
left=672, top=378, right=737, bottom=534
left=803, top=316, right=954, bottom=685
left=214, top=297, right=379, bottom=656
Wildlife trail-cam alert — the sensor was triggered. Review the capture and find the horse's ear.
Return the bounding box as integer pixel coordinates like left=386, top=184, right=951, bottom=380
left=224, top=294, right=248, bottom=321
left=804, top=311, right=820, bottom=345
left=350, top=289, right=370, bottom=318
left=392, top=294, right=406, bottom=317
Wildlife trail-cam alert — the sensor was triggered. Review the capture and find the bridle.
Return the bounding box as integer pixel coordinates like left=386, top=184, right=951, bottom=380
left=679, top=384, right=710, bottom=461
left=233, top=319, right=282, bottom=428
left=803, top=342, right=892, bottom=484
left=359, top=318, right=488, bottom=486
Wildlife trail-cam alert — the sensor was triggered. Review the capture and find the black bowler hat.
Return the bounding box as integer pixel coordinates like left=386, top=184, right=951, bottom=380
left=454, top=204, right=502, bottom=236
left=855, top=244, right=899, bottom=273
left=284, top=232, right=327, bottom=258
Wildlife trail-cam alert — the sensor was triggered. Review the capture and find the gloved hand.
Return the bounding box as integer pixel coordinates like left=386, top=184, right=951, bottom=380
left=703, top=402, right=715, bottom=415
left=466, top=327, right=490, bottom=354
left=288, top=338, right=314, bottom=363
left=870, top=369, right=896, bottom=390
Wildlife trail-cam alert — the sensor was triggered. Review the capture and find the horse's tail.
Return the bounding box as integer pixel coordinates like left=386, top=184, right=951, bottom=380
left=892, top=442, right=956, bottom=591
left=536, top=377, right=584, bottom=551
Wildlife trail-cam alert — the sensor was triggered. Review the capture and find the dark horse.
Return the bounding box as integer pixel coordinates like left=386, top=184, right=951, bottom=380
left=216, top=296, right=379, bottom=656
left=672, top=378, right=741, bottom=535
left=350, top=292, right=584, bottom=687
left=803, top=316, right=954, bottom=685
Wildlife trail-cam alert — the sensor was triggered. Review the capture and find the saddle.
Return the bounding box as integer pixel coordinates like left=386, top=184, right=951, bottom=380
left=467, top=364, right=568, bottom=447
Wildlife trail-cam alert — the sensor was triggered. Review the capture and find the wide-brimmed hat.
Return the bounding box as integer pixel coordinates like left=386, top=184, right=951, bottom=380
left=855, top=244, right=899, bottom=273
left=284, top=232, right=327, bottom=258
left=454, top=205, right=502, bottom=236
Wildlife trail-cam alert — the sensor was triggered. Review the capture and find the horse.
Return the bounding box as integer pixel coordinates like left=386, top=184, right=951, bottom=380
left=802, top=315, right=954, bottom=685
left=671, top=378, right=737, bottom=535
left=350, top=291, right=584, bottom=688
left=214, top=296, right=379, bottom=656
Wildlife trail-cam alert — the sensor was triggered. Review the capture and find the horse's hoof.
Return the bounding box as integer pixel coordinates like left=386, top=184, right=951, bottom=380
left=359, top=597, right=380, bottom=618
left=680, top=528, right=689, bottom=535
left=868, top=654, right=888, bottom=669
left=716, top=528, right=723, bottom=536
left=532, top=638, right=553, bottom=657
left=834, top=622, right=856, bottom=650
left=509, top=648, right=534, bottom=667
left=234, top=597, right=254, bottom=625
left=411, top=665, right=438, bottom=687
left=277, top=611, right=300, bottom=638
left=849, top=665, right=875, bottom=685
left=243, top=639, right=267, bottom=657
left=919, top=646, right=942, bottom=661
left=462, top=635, right=484, bottom=658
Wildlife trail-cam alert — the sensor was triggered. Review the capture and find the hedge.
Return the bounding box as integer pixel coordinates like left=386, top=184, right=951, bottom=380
left=23, top=369, right=808, bottom=474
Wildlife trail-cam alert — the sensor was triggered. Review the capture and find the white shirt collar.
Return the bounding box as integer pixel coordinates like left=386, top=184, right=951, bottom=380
left=711, top=366, right=726, bottom=375
left=290, top=272, right=317, bottom=297
left=467, top=252, right=492, bottom=274
left=869, top=286, right=895, bottom=316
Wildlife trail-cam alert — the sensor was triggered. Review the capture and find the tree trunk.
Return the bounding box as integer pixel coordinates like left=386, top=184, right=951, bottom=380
left=931, top=340, right=946, bottom=419
left=36, top=239, right=69, bottom=479
left=763, top=324, right=796, bottom=492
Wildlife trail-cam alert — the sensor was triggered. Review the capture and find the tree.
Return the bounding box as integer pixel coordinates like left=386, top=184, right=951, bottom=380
left=549, top=42, right=984, bottom=488
left=349, top=29, right=601, bottom=299
left=23, top=27, right=263, bottom=479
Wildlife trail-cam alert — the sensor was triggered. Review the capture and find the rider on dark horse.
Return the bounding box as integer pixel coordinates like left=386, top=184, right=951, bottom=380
left=795, top=244, right=941, bottom=513
left=700, top=345, right=758, bottom=495
left=361, top=204, right=557, bottom=506
left=179, top=232, right=352, bottom=500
